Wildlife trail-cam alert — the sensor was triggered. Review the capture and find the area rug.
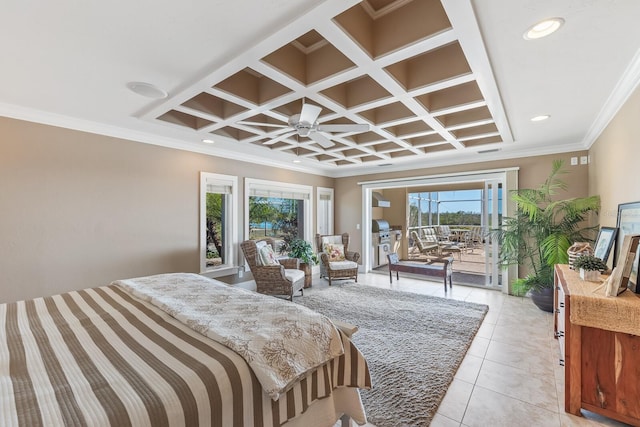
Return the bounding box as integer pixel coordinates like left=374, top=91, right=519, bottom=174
left=296, top=283, right=488, bottom=427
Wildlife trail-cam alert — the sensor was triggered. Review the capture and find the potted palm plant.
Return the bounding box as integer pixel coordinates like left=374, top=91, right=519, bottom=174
left=492, top=159, right=600, bottom=312
left=287, top=238, right=318, bottom=288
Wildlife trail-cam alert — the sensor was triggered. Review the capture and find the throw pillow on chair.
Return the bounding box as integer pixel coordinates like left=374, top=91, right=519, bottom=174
left=324, top=243, right=346, bottom=261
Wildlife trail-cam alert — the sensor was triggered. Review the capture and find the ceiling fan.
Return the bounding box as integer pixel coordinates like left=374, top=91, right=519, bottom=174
left=237, top=103, right=370, bottom=148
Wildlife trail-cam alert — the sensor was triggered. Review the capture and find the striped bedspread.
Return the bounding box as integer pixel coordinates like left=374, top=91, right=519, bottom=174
left=116, top=273, right=345, bottom=400
left=0, top=280, right=371, bottom=426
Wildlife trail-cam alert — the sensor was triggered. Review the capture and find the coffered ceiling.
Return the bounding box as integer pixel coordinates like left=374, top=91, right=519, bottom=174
left=147, top=0, right=509, bottom=169
left=2, top=0, right=640, bottom=177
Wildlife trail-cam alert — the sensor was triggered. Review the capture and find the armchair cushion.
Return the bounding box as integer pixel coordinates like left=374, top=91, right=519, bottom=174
left=284, top=269, right=305, bottom=283
left=328, top=260, right=358, bottom=270
left=324, top=243, right=346, bottom=261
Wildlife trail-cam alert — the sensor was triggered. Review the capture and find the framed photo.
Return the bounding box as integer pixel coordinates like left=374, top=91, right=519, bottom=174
left=610, top=234, right=640, bottom=295
left=614, top=201, right=640, bottom=293
left=593, top=226, right=617, bottom=263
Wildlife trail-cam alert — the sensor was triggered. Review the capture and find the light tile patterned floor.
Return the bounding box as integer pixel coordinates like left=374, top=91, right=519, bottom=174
left=325, top=271, right=631, bottom=427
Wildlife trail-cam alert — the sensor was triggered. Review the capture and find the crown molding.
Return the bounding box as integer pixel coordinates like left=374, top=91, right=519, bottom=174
left=0, top=102, right=592, bottom=180
left=0, top=102, right=337, bottom=177
left=582, top=47, right=640, bottom=148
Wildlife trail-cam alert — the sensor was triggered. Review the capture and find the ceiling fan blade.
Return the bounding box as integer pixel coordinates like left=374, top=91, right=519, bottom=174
left=317, top=123, right=370, bottom=133
left=264, top=131, right=296, bottom=145
left=299, top=104, right=322, bottom=124
left=236, top=121, right=288, bottom=128
left=308, top=131, right=334, bottom=148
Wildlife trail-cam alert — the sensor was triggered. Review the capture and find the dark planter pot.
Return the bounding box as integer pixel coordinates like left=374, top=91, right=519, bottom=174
left=530, top=287, right=554, bottom=313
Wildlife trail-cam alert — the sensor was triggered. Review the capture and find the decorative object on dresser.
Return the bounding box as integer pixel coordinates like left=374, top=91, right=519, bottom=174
left=566, top=241, right=593, bottom=270
left=296, top=283, right=488, bottom=427
left=285, top=238, right=318, bottom=288
left=593, top=226, right=618, bottom=264
left=572, top=254, right=607, bottom=281
left=554, top=264, right=640, bottom=426
left=609, top=234, right=640, bottom=294
left=491, top=159, right=600, bottom=312
left=614, top=201, right=640, bottom=293
left=315, top=233, right=360, bottom=285
left=240, top=238, right=305, bottom=300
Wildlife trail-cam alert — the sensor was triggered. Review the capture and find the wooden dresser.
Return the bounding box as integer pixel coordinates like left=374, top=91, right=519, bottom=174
left=554, top=264, right=640, bottom=426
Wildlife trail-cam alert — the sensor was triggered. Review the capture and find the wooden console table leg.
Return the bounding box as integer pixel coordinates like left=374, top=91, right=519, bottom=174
left=566, top=321, right=582, bottom=415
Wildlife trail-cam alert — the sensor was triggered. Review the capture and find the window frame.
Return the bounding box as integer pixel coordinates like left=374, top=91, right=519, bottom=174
left=317, top=187, right=334, bottom=235
left=244, top=178, right=313, bottom=243
left=200, top=172, right=238, bottom=276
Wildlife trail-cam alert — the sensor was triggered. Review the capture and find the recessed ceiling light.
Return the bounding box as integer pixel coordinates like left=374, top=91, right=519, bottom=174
left=126, top=81, right=168, bottom=99
left=531, top=115, right=550, bottom=122
left=202, top=138, right=215, bottom=144
left=292, top=159, right=302, bottom=163
left=523, top=18, right=564, bottom=40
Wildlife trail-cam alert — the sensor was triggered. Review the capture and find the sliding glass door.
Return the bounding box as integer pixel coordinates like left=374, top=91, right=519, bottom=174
left=483, top=180, right=502, bottom=288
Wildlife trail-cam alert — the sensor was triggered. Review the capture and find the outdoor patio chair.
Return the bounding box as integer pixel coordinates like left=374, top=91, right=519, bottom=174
left=425, top=227, right=450, bottom=244
left=469, top=226, right=485, bottom=248
left=240, top=238, right=304, bottom=300
left=412, top=230, right=440, bottom=256
left=315, top=233, right=359, bottom=285
left=416, top=229, right=465, bottom=260
left=438, top=225, right=456, bottom=242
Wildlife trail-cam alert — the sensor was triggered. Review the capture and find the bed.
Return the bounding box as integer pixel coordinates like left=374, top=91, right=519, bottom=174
left=0, top=273, right=371, bottom=427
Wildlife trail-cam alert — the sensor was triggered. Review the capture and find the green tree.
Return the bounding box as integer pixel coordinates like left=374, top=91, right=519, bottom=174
left=249, top=197, right=278, bottom=237
left=206, top=193, right=223, bottom=259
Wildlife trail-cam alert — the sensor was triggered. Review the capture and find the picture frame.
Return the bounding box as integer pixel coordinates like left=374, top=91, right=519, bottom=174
left=593, top=226, right=617, bottom=264
left=614, top=201, right=640, bottom=293
left=610, top=234, right=640, bottom=295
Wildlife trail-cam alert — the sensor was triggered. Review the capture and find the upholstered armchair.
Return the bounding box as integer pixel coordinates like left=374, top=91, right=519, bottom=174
left=315, top=233, right=360, bottom=285
left=240, top=238, right=305, bottom=300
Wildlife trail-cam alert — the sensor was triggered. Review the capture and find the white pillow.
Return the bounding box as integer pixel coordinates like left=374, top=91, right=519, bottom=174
left=258, top=243, right=279, bottom=266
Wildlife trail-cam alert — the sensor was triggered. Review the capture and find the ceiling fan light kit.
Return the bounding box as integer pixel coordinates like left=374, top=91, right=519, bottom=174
left=258, top=103, right=370, bottom=148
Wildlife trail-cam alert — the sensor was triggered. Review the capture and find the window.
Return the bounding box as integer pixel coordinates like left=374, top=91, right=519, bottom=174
left=317, top=187, right=334, bottom=235
left=245, top=178, right=313, bottom=254
left=200, top=172, right=238, bottom=275
left=409, top=189, right=501, bottom=227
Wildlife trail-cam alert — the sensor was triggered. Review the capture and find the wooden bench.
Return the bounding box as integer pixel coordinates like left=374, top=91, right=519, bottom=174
left=387, top=253, right=454, bottom=292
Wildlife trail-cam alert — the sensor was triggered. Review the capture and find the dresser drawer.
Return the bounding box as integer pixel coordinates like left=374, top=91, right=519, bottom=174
left=556, top=284, right=566, bottom=363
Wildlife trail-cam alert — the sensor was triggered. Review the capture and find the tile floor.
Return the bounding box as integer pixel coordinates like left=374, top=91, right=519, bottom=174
left=327, top=271, right=631, bottom=427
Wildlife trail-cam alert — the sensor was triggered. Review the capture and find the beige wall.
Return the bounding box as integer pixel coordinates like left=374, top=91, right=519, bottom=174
left=334, top=152, right=590, bottom=256
left=1, top=111, right=601, bottom=303
left=0, top=117, right=333, bottom=303
left=589, top=84, right=640, bottom=226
